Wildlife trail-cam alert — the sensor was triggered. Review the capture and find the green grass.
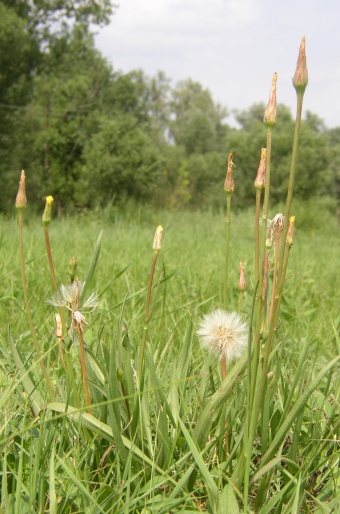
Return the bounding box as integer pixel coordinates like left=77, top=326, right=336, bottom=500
left=0, top=206, right=339, bottom=513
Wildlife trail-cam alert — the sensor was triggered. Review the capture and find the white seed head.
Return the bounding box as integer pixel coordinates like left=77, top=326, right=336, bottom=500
left=197, top=309, right=248, bottom=362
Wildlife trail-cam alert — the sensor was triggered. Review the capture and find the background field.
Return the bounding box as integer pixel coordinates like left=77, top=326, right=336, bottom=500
left=0, top=204, right=339, bottom=512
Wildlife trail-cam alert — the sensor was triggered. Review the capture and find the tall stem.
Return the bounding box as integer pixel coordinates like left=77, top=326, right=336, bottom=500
left=18, top=211, right=55, bottom=401
left=138, top=250, right=159, bottom=386
left=77, top=326, right=91, bottom=413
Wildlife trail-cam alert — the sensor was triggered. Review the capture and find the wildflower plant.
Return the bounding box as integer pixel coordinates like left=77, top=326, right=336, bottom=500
left=3, top=36, right=340, bottom=514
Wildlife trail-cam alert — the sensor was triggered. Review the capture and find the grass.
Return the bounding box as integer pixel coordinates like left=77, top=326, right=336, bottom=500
left=0, top=206, right=339, bottom=513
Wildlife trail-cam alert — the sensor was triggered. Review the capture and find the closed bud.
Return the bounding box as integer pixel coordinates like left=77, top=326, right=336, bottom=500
left=254, top=148, right=267, bottom=190
left=293, top=37, right=308, bottom=93
left=42, top=195, right=54, bottom=226
left=286, top=216, right=295, bottom=247
left=15, top=170, right=27, bottom=210
left=238, top=261, right=246, bottom=291
left=264, top=73, right=277, bottom=127
left=153, top=225, right=163, bottom=251
left=117, top=367, right=125, bottom=383
left=224, top=151, right=235, bottom=193
left=69, top=256, right=77, bottom=282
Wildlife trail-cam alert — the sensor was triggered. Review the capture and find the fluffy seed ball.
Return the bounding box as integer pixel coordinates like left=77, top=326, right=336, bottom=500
left=197, top=309, right=248, bottom=361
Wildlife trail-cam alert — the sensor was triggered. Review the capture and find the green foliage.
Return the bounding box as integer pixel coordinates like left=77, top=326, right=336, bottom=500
left=78, top=115, right=164, bottom=206
left=0, top=1, right=339, bottom=215
left=170, top=79, right=228, bottom=155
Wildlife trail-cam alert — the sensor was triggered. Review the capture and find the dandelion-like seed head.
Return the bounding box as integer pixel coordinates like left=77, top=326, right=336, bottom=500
left=197, top=309, right=248, bottom=362
left=47, top=280, right=99, bottom=330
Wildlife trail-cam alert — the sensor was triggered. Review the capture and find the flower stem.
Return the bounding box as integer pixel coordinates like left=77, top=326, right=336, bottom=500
left=138, top=250, right=159, bottom=386
left=18, top=211, right=55, bottom=401
left=44, top=224, right=67, bottom=369
left=275, top=90, right=305, bottom=322
left=224, top=194, right=232, bottom=310
left=77, top=326, right=91, bottom=413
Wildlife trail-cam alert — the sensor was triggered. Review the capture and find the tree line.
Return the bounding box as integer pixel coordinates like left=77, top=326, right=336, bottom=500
left=1, top=0, right=339, bottom=213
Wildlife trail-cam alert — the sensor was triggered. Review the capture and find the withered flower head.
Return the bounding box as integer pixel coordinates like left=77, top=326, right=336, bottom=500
left=224, top=151, right=235, bottom=193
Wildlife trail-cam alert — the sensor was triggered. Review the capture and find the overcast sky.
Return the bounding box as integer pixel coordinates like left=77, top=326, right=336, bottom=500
left=95, top=0, right=340, bottom=128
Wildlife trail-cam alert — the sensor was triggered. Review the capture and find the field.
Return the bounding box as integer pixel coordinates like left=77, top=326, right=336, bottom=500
left=0, top=203, right=339, bottom=513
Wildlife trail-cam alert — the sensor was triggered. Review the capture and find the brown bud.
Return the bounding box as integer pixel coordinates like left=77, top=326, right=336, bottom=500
left=15, top=170, right=27, bottom=209
left=254, top=148, right=267, bottom=190
left=224, top=151, right=235, bottom=193
left=69, top=256, right=77, bottom=282
left=293, top=37, right=308, bottom=92
left=264, top=72, right=277, bottom=127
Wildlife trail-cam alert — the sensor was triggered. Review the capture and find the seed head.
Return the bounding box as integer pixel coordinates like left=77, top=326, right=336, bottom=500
left=47, top=280, right=99, bottom=331
left=197, top=309, right=248, bottom=362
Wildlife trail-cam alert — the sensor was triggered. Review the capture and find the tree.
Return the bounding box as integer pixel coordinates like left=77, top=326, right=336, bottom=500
left=0, top=0, right=115, bottom=211
left=169, top=79, right=228, bottom=155
left=77, top=115, right=163, bottom=207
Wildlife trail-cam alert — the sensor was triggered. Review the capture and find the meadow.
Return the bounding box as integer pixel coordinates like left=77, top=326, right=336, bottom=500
left=1, top=38, right=340, bottom=514
left=0, top=200, right=339, bottom=513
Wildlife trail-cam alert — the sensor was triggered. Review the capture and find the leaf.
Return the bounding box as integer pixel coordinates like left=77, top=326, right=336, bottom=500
left=81, top=230, right=102, bottom=302
left=259, top=355, right=340, bottom=469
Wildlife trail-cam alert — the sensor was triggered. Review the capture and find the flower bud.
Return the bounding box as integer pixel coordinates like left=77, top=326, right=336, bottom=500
left=69, top=256, right=77, bottom=282
left=254, top=148, right=267, bottom=190
left=224, top=151, right=235, bottom=193
left=293, top=37, right=308, bottom=93
left=42, top=195, right=54, bottom=226
left=15, top=170, right=27, bottom=210
left=237, top=261, right=246, bottom=291
left=286, top=216, right=295, bottom=247
left=153, top=225, right=163, bottom=251
left=55, top=313, right=63, bottom=338
left=264, top=73, right=277, bottom=127
left=117, top=367, right=125, bottom=383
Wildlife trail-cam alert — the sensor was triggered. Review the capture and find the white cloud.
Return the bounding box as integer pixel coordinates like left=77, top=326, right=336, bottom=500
left=96, top=0, right=340, bottom=127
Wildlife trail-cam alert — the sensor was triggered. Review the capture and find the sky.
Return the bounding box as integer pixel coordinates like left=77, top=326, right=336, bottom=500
left=95, top=0, right=340, bottom=128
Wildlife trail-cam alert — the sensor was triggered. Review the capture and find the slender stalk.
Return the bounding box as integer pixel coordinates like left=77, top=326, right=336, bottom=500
left=138, top=250, right=158, bottom=386
left=77, top=326, right=91, bottom=413
left=269, top=223, right=281, bottom=324
left=275, top=91, right=305, bottom=322
left=18, top=211, right=55, bottom=401
left=44, top=225, right=59, bottom=293
left=44, top=224, right=67, bottom=369
left=224, top=193, right=232, bottom=310
left=254, top=189, right=262, bottom=285
left=138, top=226, right=163, bottom=386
